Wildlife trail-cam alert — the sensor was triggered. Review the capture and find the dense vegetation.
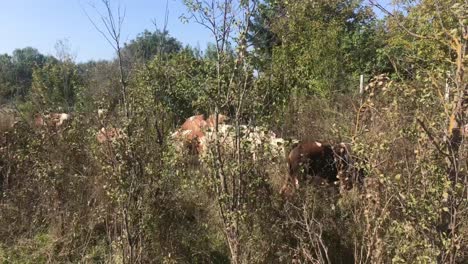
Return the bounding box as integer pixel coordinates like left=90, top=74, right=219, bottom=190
left=0, top=0, right=466, bottom=263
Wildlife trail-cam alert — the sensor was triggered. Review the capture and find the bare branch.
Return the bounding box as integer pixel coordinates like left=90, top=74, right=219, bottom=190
left=82, top=5, right=117, bottom=50
left=368, top=0, right=433, bottom=40
left=416, top=118, right=450, bottom=157
left=82, top=0, right=129, bottom=118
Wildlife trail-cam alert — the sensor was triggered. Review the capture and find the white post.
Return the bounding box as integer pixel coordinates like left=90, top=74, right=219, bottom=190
left=359, top=74, right=364, bottom=95
left=445, top=71, right=450, bottom=102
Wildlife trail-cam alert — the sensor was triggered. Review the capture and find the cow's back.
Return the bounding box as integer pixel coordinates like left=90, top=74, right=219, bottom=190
left=288, top=141, right=337, bottom=183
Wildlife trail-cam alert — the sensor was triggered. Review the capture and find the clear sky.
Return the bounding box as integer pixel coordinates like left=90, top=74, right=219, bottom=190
left=0, top=0, right=212, bottom=62
left=0, top=0, right=392, bottom=63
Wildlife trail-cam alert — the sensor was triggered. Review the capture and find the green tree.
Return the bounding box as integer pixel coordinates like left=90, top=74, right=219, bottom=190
left=132, top=48, right=213, bottom=132
left=248, top=0, right=282, bottom=70
left=11, top=47, right=52, bottom=98
left=30, top=60, right=82, bottom=110
left=0, top=54, right=15, bottom=102
left=269, top=0, right=380, bottom=96
left=122, top=29, right=183, bottom=64
left=361, top=1, right=467, bottom=262
left=76, top=60, right=121, bottom=113
left=0, top=48, right=53, bottom=102
left=245, top=0, right=391, bottom=127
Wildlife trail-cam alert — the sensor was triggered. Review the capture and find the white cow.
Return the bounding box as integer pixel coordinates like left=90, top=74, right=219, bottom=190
left=199, top=124, right=290, bottom=163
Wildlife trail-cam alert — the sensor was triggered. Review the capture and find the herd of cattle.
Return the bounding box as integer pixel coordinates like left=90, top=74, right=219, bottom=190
left=1, top=108, right=364, bottom=195
left=0, top=107, right=126, bottom=144
left=170, top=114, right=365, bottom=195
left=4, top=107, right=465, bottom=196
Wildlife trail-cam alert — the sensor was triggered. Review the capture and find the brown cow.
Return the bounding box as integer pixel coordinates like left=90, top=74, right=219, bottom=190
left=171, top=114, right=229, bottom=154
left=180, top=114, right=207, bottom=140
left=286, top=141, right=338, bottom=189
left=281, top=141, right=364, bottom=195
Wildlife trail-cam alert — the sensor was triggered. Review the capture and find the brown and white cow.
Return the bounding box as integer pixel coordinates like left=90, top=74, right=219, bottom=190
left=170, top=114, right=230, bottom=154
left=280, top=141, right=362, bottom=196
left=34, top=112, right=72, bottom=129
left=285, top=141, right=338, bottom=189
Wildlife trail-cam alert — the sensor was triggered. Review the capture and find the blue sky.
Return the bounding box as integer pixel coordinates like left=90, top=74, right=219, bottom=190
left=0, top=0, right=211, bottom=62
left=0, top=0, right=391, bottom=62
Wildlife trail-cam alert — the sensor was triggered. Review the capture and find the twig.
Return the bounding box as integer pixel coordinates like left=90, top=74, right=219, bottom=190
left=416, top=118, right=450, bottom=157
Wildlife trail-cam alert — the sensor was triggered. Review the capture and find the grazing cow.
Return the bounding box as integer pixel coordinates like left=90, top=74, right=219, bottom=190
left=281, top=141, right=365, bottom=195
left=199, top=124, right=289, bottom=163
left=171, top=114, right=208, bottom=155
left=34, top=112, right=71, bottom=128
left=180, top=114, right=207, bottom=140
left=171, top=114, right=230, bottom=154
left=198, top=124, right=237, bottom=156
left=96, top=127, right=126, bottom=143
left=286, top=141, right=338, bottom=189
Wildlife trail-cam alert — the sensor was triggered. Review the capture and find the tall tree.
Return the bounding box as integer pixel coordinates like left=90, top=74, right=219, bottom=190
left=30, top=60, right=81, bottom=110
left=249, top=0, right=389, bottom=97
left=0, top=47, right=53, bottom=102
left=85, top=0, right=130, bottom=118
left=0, top=54, right=15, bottom=102
left=122, top=29, right=183, bottom=64
left=372, top=1, right=467, bottom=262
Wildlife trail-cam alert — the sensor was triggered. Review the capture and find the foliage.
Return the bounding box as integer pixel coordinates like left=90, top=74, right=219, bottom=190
left=0, top=48, right=54, bottom=102
left=122, top=29, right=183, bottom=64
left=30, top=60, right=82, bottom=110
left=76, top=60, right=121, bottom=113
left=0, top=0, right=467, bottom=263
left=132, top=49, right=214, bottom=123
left=258, top=0, right=387, bottom=97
